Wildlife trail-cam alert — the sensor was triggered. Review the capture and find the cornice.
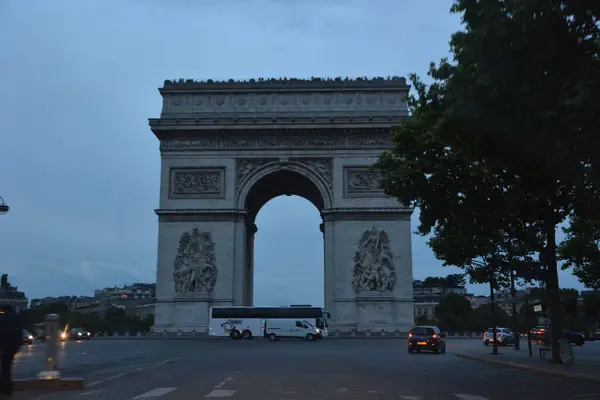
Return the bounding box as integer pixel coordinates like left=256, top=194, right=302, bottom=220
left=160, top=76, right=409, bottom=93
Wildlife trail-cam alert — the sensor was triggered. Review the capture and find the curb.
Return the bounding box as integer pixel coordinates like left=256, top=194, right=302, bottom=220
left=14, top=377, right=84, bottom=391
left=456, top=353, right=600, bottom=384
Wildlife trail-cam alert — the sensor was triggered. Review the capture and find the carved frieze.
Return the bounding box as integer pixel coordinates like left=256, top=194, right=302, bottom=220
left=290, top=158, right=333, bottom=188
left=235, top=159, right=277, bottom=188
left=351, top=227, right=396, bottom=295
left=159, top=78, right=409, bottom=119
left=170, top=168, right=225, bottom=198
left=173, top=228, right=218, bottom=295
left=344, top=166, right=384, bottom=197
left=160, top=135, right=391, bottom=151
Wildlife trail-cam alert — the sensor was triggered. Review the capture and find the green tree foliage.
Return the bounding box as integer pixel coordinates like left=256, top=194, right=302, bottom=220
left=21, top=305, right=152, bottom=334
left=422, top=274, right=466, bottom=288
left=468, top=305, right=512, bottom=332
left=559, top=217, right=600, bottom=290
left=581, top=292, right=600, bottom=330
left=435, top=293, right=473, bottom=331
left=376, top=0, right=599, bottom=362
left=415, top=315, right=437, bottom=326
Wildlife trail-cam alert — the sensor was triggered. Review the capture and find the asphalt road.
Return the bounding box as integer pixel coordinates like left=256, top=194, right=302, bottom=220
left=13, top=338, right=600, bottom=400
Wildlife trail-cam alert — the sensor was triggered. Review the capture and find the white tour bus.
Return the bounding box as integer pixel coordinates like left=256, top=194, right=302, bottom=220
left=208, top=306, right=330, bottom=340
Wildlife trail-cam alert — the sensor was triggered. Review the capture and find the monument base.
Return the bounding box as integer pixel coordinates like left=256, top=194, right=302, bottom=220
left=152, top=300, right=211, bottom=334
left=356, top=294, right=413, bottom=333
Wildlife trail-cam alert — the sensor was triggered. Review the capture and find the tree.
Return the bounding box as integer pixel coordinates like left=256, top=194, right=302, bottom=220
left=435, top=293, right=473, bottom=331
left=581, top=292, right=600, bottom=331
left=468, top=305, right=511, bottom=332
left=444, top=0, right=600, bottom=363
left=559, top=216, right=600, bottom=290
left=422, top=274, right=467, bottom=288
left=377, top=0, right=600, bottom=363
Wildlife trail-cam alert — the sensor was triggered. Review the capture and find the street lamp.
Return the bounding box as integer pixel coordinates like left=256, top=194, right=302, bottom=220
left=0, top=197, right=9, bottom=215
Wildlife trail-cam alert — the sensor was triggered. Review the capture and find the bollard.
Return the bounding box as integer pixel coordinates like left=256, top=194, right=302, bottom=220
left=37, top=314, right=60, bottom=380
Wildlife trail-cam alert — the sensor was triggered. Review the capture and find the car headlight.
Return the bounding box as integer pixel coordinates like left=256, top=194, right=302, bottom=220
left=78, top=332, right=82, bottom=336
left=28, top=335, right=33, bottom=340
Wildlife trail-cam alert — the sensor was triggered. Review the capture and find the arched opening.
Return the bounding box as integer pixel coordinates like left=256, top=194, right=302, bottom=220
left=242, top=169, right=325, bottom=307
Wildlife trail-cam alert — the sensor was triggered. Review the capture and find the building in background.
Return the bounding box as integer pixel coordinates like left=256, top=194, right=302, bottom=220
left=0, top=274, right=28, bottom=313
left=31, top=282, right=156, bottom=318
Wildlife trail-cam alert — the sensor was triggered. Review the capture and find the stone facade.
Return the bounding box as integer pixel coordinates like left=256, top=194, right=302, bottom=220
left=150, top=77, right=415, bottom=334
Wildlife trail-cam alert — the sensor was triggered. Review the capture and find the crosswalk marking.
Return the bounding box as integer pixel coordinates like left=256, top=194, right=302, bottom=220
left=205, top=389, right=237, bottom=398
left=133, top=387, right=178, bottom=399
left=454, top=394, right=490, bottom=400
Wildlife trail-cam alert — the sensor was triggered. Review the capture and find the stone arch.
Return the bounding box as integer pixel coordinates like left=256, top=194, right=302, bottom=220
left=235, top=159, right=334, bottom=220
left=151, top=77, right=415, bottom=335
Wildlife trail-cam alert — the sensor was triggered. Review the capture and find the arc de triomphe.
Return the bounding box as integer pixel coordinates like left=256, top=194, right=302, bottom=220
left=149, top=77, right=415, bottom=335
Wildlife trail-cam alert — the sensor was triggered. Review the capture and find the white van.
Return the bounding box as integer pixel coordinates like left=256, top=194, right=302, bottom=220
left=265, top=319, right=322, bottom=341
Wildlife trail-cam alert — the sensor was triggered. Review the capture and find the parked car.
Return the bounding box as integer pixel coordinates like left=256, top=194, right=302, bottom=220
left=22, top=329, right=34, bottom=345
left=565, top=331, right=585, bottom=346
left=408, top=326, right=446, bottom=354
left=484, top=327, right=515, bottom=346
left=530, top=326, right=547, bottom=343
left=69, top=328, right=92, bottom=341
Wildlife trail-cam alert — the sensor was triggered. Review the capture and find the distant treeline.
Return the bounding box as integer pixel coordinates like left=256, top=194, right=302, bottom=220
left=22, top=303, right=154, bottom=334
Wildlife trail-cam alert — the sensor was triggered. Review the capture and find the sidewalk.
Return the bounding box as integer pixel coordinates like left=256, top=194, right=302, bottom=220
left=456, top=341, right=600, bottom=383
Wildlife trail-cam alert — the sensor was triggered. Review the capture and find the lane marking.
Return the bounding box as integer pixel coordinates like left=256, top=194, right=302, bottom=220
left=133, top=387, right=178, bottom=399
left=105, top=372, right=129, bottom=381
left=398, top=396, right=421, bottom=400
left=86, top=381, right=104, bottom=387
left=205, top=389, right=236, bottom=398
left=454, top=395, right=490, bottom=400
left=478, top=375, right=489, bottom=380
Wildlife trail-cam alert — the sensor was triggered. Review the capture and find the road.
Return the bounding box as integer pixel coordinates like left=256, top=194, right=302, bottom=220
left=13, top=338, right=600, bottom=400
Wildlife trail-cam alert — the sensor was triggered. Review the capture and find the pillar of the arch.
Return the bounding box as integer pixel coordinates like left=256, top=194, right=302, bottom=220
left=243, top=223, right=257, bottom=306
left=323, top=209, right=415, bottom=335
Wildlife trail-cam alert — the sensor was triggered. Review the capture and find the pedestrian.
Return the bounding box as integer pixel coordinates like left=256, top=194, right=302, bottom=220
left=0, top=304, right=23, bottom=396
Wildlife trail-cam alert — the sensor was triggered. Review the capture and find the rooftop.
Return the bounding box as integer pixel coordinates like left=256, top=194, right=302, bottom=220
left=161, top=76, right=408, bottom=91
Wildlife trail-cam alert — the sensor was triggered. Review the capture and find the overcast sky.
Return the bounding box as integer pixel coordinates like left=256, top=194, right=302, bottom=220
left=0, top=0, right=584, bottom=304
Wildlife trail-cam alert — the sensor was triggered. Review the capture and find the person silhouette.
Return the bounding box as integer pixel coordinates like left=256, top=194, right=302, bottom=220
left=0, top=304, right=23, bottom=395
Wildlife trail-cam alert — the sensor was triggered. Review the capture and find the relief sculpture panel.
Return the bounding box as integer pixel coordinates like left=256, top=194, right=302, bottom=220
left=290, top=158, right=333, bottom=188
left=235, top=158, right=277, bottom=188
left=351, top=227, right=396, bottom=295
left=170, top=168, right=225, bottom=198
left=173, top=228, right=218, bottom=296
left=344, top=166, right=384, bottom=197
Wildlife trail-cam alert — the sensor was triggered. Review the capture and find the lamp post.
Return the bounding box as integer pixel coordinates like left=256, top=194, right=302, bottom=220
left=0, top=196, right=9, bottom=215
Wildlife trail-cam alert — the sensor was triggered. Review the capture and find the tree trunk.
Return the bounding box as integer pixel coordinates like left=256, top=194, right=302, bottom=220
left=510, top=269, right=520, bottom=350
left=489, top=269, right=498, bottom=355
left=545, top=223, right=562, bottom=364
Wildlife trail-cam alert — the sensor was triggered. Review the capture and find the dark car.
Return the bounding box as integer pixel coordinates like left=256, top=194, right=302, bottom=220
left=530, top=326, right=547, bottom=343
left=408, top=326, right=446, bottom=354
left=22, top=329, right=34, bottom=345
left=69, top=328, right=92, bottom=340
left=565, top=331, right=585, bottom=346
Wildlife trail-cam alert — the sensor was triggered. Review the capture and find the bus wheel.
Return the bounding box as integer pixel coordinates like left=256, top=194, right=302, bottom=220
left=268, top=333, right=277, bottom=342
left=306, top=334, right=315, bottom=341
left=230, top=330, right=241, bottom=340
left=242, top=330, right=252, bottom=340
